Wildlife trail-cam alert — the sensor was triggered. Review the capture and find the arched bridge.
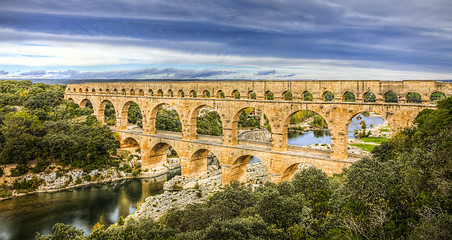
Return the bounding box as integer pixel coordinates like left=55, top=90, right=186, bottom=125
left=64, top=80, right=451, bottom=185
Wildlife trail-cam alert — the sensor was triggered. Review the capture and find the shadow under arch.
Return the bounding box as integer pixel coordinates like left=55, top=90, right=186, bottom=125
left=342, top=91, right=356, bottom=102
left=228, top=155, right=269, bottom=184
left=406, top=92, right=422, bottom=103
left=363, top=91, right=376, bottom=102
left=216, top=90, right=225, bottom=98
left=187, top=148, right=221, bottom=177
left=120, top=101, right=143, bottom=132
left=301, top=91, right=313, bottom=101
left=121, top=137, right=141, bottom=152
left=80, top=98, right=93, bottom=109
left=384, top=91, right=398, bottom=103
left=190, top=104, right=224, bottom=138
left=143, top=142, right=180, bottom=170
left=430, top=92, right=446, bottom=102
left=283, top=109, right=330, bottom=147
left=280, top=163, right=300, bottom=182
left=322, top=91, right=334, bottom=101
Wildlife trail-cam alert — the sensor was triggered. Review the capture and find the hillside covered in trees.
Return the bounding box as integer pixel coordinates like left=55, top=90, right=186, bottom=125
left=0, top=80, right=119, bottom=177
left=38, top=96, right=452, bottom=239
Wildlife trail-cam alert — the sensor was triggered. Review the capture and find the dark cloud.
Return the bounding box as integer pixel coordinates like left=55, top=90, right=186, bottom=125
left=20, top=70, right=46, bottom=76
left=256, top=70, right=276, bottom=76
left=0, top=70, right=9, bottom=75
left=44, top=68, right=237, bottom=79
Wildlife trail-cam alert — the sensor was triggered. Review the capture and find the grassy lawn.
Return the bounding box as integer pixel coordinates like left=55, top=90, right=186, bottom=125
left=350, top=143, right=376, bottom=152
left=360, top=137, right=388, bottom=144
left=379, top=128, right=392, bottom=132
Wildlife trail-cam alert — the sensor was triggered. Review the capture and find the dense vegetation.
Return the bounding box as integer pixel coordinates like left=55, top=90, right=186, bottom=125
left=0, top=80, right=119, bottom=172
left=40, top=96, right=452, bottom=239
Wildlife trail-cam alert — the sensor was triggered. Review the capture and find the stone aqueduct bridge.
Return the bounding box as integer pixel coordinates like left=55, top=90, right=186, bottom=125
left=65, top=80, right=452, bottom=185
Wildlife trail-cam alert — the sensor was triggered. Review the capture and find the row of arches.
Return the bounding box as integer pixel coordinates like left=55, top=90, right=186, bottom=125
left=121, top=137, right=297, bottom=183
left=68, top=87, right=448, bottom=103
left=77, top=97, right=394, bottom=155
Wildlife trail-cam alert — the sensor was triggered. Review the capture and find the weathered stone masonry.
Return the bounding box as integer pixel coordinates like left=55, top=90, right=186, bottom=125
left=65, top=80, right=452, bottom=185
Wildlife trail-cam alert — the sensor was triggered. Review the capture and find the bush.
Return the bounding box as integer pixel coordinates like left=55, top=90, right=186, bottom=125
left=32, top=160, right=49, bottom=173
left=0, top=167, right=3, bottom=177
left=10, top=164, right=29, bottom=177
left=12, top=176, right=43, bottom=191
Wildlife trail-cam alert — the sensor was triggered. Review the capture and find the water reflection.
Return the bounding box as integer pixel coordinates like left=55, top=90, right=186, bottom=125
left=0, top=179, right=164, bottom=240
left=288, top=129, right=331, bottom=146
left=287, top=113, right=386, bottom=146
left=348, top=113, right=385, bottom=139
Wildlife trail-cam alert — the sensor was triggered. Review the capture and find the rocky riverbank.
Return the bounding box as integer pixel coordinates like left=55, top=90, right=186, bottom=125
left=0, top=165, right=173, bottom=201
left=125, top=161, right=309, bottom=223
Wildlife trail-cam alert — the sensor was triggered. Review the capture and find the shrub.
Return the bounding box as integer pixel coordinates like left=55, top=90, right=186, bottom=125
left=10, top=164, right=29, bottom=177
left=32, top=160, right=49, bottom=173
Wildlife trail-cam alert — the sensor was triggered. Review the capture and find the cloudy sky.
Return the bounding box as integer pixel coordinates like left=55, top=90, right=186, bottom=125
left=0, top=0, right=451, bottom=80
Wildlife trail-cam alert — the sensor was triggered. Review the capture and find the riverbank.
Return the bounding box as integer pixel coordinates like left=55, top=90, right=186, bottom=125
left=0, top=165, right=175, bottom=201
left=123, top=161, right=307, bottom=224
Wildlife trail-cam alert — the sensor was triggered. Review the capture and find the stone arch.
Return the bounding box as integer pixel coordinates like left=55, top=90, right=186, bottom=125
left=78, top=88, right=83, bottom=93
left=282, top=91, right=293, bottom=100
left=265, top=90, right=274, bottom=100
left=186, top=148, right=221, bottom=177
left=323, top=91, right=334, bottom=101
left=301, top=91, right=313, bottom=101
left=85, top=88, right=89, bottom=94
left=363, top=91, right=376, bottom=102
left=157, top=89, right=164, bottom=97
left=232, top=107, right=272, bottom=143
left=98, top=88, right=103, bottom=94
left=98, top=99, right=116, bottom=125
left=177, top=90, right=185, bottom=97
left=91, top=88, right=96, bottom=94
left=284, top=109, right=330, bottom=147
left=216, top=90, right=225, bottom=98
left=227, top=155, right=269, bottom=183
left=105, top=89, right=110, bottom=95
left=430, top=92, right=446, bottom=102
left=189, top=90, right=197, bottom=98
left=346, top=110, right=393, bottom=149
left=138, top=89, right=144, bottom=96
left=67, top=98, right=74, bottom=102
left=148, top=89, right=154, bottom=96
left=79, top=98, right=93, bottom=109
left=232, top=90, right=241, bottom=99
left=248, top=90, right=257, bottom=99
left=189, top=104, right=224, bottom=139
left=119, top=101, right=143, bottom=131
left=384, top=91, right=398, bottom=103
left=150, top=103, right=183, bottom=133
left=202, top=90, right=211, bottom=98
left=121, top=137, right=140, bottom=151
left=202, top=90, right=210, bottom=98
left=113, top=89, right=119, bottom=94
left=342, top=91, right=356, bottom=102
left=129, top=89, right=135, bottom=96
left=143, top=142, right=180, bottom=170
left=167, top=89, right=174, bottom=97
left=280, top=163, right=300, bottom=182
left=121, top=89, right=126, bottom=95
left=406, top=92, right=422, bottom=103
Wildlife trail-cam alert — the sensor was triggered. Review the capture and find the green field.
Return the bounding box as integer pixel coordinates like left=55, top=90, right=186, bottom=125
left=360, top=137, right=388, bottom=144
left=350, top=143, right=376, bottom=152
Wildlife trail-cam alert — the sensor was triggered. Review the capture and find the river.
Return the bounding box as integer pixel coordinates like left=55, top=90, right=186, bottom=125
left=0, top=178, right=165, bottom=240
left=287, top=113, right=386, bottom=146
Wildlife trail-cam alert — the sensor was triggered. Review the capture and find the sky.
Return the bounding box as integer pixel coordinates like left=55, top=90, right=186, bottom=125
left=0, top=0, right=451, bottom=80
